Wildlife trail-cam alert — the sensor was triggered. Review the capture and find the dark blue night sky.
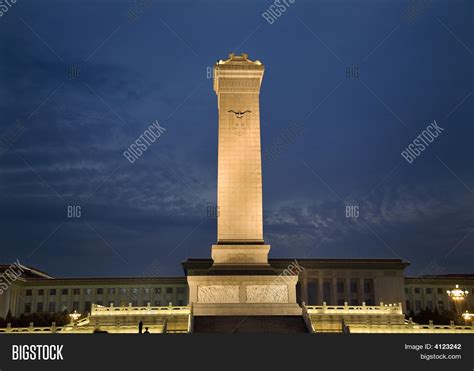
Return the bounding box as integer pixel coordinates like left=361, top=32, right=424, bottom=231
left=0, top=0, right=472, bottom=277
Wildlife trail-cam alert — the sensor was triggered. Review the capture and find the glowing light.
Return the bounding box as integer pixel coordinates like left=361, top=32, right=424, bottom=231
left=462, top=311, right=473, bottom=322
left=447, top=284, right=469, bottom=301
left=69, top=310, right=81, bottom=322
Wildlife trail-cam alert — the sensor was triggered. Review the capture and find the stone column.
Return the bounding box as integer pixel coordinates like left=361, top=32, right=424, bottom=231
left=359, top=278, right=364, bottom=304
left=345, top=278, right=351, bottom=304
left=374, top=278, right=380, bottom=305
left=318, top=277, right=324, bottom=304
left=331, top=277, right=337, bottom=305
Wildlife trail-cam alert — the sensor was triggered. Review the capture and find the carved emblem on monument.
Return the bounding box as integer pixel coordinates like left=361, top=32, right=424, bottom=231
left=198, top=285, right=240, bottom=303
left=246, top=285, right=288, bottom=303
left=228, top=110, right=252, bottom=136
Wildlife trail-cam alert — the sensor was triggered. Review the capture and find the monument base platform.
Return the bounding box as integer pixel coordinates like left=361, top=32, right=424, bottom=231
left=193, top=315, right=309, bottom=333
left=211, top=244, right=270, bottom=265
left=187, top=274, right=301, bottom=316
left=192, top=303, right=302, bottom=316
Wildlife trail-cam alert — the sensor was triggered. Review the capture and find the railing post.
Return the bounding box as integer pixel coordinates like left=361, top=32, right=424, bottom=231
left=29, top=322, right=34, bottom=332
left=52, top=321, right=57, bottom=333
left=163, top=319, right=168, bottom=334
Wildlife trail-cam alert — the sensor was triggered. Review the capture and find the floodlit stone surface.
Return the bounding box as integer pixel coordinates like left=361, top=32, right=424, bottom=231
left=214, top=53, right=265, bottom=244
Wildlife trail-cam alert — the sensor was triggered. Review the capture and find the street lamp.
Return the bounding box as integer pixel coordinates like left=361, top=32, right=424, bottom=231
left=447, top=284, right=469, bottom=301
left=462, top=311, right=473, bottom=324
left=69, top=310, right=81, bottom=323
left=447, top=284, right=469, bottom=324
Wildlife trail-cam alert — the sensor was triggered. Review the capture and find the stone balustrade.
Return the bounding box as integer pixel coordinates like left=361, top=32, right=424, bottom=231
left=91, top=303, right=190, bottom=316
left=304, top=302, right=403, bottom=315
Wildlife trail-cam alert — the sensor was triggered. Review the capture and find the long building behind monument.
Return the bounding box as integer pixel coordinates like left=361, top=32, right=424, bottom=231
left=1, top=263, right=473, bottom=322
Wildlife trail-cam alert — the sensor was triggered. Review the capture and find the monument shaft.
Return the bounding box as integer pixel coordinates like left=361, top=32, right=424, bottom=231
left=214, top=53, right=264, bottom=244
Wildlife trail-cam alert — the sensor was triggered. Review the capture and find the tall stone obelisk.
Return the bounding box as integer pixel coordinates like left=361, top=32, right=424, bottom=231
left=211, top=53, right=270, bottom=266
left=186, top=53, right=300, bottom=316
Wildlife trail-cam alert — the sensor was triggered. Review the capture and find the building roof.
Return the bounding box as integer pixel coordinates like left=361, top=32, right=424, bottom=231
left=405, top=274, right=474, bottom=283
left=182, top=258, right=410, bottom=275
left=17, top=276, right=188, bottom=286
left=215, top=53, right=263, bottom=67
left=0, top=264, right=53, bottom=279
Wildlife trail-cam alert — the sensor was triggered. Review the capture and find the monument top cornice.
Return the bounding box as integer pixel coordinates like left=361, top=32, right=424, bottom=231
left=213, top=53, right=264, bottom=94
left=215, top=52, right=264, bottom=68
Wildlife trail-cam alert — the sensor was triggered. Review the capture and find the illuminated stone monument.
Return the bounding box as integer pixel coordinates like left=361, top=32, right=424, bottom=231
left=186, top=53, right=300, bottom=316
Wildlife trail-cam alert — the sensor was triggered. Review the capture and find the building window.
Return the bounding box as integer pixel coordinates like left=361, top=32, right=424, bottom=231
left=350, top=280, right=358, bottom=294
left=24, top=303, right=31, bottom=313
left=38, top=289, right=44, bottom=296
left=144, top=288, right=150, bottom=294
left=131, top=288, right=138, bottom=294
left=426, top=301, right=433, bottom=310
left=108, top=288, right=116, bottom=294
left=405, top=301, right=410, bottom=310
left=49, top=289, right=56, bottom=295
left=60, top=303, right=68, bottom=312
left=364, top=279, right=373, bottom=293
left=323, top=282, right=331, bottom=303
left=425, top=288, right=432, bottom=294
left=25, top=289, right=32, bottom=296
left=72, top=301, right=79, bottom=311
left=437, top=288, right=443, bottom=294
left=154, top=288, right=161, bottom=294
left=415, top=300, right=421, bottom=311
left=438, top=301, right=444, bottom=311
left=307, top=281, right=317, bottom=305
left=36, top=302, right=44, bottom=312
left=62, top=289, right=68, bottom=295
left=414, top=288, right=420, bottom=294
left=336, top=282, right=344, bottom=294
left=73, top=289, right=80, bottom=295
left=97, top=288, right=104, bottom=295
left=166, top=287, right=173, bottom=294
left=177, top=287, right=185, bottom=294
left=84, top=301, right=91, bottom=312
left=120, top=288, right=127, bottom=294
left=48, top=302, right=56, bottom=312
left=85, top=288, right=92, bottom=295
